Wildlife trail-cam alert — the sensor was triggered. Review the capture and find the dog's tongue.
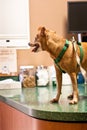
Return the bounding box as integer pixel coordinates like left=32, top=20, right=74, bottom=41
left=32, top=43, right=39, bottom=52
left=32, top=46, right=37, bottom=52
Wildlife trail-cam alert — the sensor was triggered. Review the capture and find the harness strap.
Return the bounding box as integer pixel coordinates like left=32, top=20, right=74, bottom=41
left=54, top=40, right=69, bottom=64
left=77, top=42, right=84, bottom=63
left=54, top=40, right=69, bottom=73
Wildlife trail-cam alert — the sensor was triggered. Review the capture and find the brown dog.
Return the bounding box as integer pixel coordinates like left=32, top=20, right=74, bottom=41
left=29, top=27, right=87, bottom=104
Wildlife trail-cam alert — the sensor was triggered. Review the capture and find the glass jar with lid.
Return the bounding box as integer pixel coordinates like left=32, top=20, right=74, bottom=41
left=19, top=66, right=36, bottom=87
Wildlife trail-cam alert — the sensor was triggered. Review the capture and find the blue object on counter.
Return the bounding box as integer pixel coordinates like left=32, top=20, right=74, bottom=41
left=77, top=72, right=85, bottom=84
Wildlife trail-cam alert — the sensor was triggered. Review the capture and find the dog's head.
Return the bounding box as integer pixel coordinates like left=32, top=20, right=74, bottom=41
left=29, top=27, right=48, bottom=52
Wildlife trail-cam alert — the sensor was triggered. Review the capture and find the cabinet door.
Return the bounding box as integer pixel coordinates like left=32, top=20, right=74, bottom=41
left=0, top=102, right=1, bottom=130
left=0, top=0, right=30, bottom=48
left=0, top=102, right=32, bottom=130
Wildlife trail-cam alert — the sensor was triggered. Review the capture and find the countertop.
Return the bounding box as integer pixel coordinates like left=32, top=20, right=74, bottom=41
left=0, top=84, right=87, bottom=122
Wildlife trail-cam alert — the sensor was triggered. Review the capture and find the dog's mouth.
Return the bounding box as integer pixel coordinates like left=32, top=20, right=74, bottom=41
left=28, top=42, right=40, bottom=52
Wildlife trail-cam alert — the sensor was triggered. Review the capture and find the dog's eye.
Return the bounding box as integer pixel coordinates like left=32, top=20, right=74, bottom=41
left=37, top=34, right=39, bottom=38
left=35, top=37, right=37, bottom=41
left=35, top=34, right=40, bottom=41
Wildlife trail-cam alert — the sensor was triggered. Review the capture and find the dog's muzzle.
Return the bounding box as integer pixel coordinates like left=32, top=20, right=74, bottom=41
left=28, top=42, right=40, bottom=52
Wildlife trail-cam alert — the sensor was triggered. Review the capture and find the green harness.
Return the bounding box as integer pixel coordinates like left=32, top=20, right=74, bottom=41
left=54, top=40, right=84, bottom=73
left=77, top=42, right=84, bottom=63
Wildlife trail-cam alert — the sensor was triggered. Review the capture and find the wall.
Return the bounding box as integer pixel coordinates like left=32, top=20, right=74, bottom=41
left=17, top=49, right=53, bottom=71
left=29, top=0, right=67, bottom=41
left=29, top=0, right=87, bottom=40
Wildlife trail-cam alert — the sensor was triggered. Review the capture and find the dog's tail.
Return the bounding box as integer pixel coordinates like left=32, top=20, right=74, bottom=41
left=72, top=37, right=87, bottom=83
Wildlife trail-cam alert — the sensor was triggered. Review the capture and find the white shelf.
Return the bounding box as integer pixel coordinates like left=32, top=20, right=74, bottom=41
left=0, top=39, right=30, bottom=49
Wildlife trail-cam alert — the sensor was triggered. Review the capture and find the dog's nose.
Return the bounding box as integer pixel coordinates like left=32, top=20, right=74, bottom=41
left=28, top=42, right=31, bottom=46
left=28, top=42, right=33, bottom=47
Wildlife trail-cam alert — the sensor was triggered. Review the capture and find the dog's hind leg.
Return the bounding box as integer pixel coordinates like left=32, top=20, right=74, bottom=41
left=69, top=72, right=79, bottom=104
left=50, top=65, right=62, bottom=103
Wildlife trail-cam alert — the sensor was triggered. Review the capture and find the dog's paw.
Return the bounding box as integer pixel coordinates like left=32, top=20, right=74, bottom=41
left=69, top=99, right=78, bottom=105
left=50, top=98, right=58, bottom=103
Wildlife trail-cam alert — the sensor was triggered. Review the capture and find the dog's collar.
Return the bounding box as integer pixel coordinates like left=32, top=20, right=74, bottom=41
left=54, top=40, right=69, bottom=73
left=54, top=40, right=69, bottom=64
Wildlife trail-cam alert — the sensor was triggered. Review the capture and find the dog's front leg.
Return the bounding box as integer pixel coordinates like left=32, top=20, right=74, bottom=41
left=50, top=65, right=62, bottom=103
left=69, top=72, right=79, bottom=104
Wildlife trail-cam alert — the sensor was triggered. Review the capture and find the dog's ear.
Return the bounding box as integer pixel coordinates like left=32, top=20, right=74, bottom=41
left=38, top=27, right=46, bottom=37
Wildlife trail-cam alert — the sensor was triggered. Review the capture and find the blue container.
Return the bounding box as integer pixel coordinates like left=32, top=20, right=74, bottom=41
left=77, top=72, right=85, bottom=84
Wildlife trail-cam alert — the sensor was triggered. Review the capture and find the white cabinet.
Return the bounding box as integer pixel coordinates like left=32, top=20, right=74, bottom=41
left=0, top=0, right=30, bottom=48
